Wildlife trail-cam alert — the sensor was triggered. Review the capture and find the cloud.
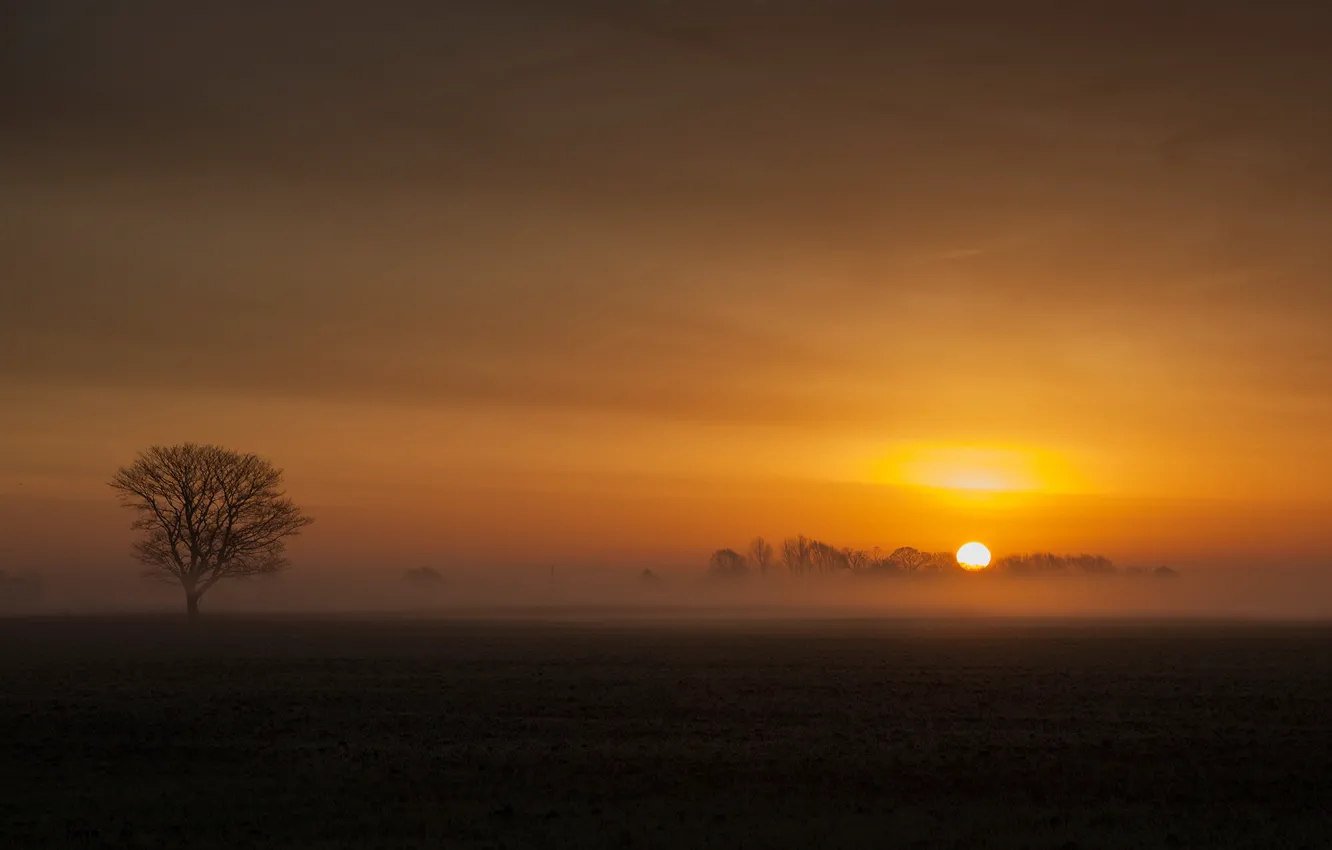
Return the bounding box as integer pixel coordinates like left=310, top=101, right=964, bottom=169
left=5, top=0, right=1332, bottom=507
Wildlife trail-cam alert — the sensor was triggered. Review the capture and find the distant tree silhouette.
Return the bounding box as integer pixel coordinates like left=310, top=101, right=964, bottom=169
left=109, top=443, right=314, bottom=620
left=993, top=552, right=1117, bottom=576
left=886, top=546, right=932, bottom=574
left=1074, top=554, right=1116, bottom=574
left=918, top=551, right=958, bottom=574
left=640, top=568, right=663, bottom=586
left=1153, top=566, right=1180, bottom=578
left=782, top=536, right=812, bottom=576
left=863, top=548, right=896, bottom=574
left=807, top=540, right=849, bottom=574
left=844, top=548, right=874, bottom=573
left=708, top=548, right=749, bottom=578
left=748, top=537, right=775, bottom=576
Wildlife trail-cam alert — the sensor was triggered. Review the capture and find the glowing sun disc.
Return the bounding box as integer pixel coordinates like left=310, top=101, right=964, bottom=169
left=957, top=542, right=992, bottom=570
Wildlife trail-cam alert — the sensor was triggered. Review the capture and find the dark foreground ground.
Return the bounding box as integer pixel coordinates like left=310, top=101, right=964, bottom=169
left=2, top=616, right=1330, bottom=849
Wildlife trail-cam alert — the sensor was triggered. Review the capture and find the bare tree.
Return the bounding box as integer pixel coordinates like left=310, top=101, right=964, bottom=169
left=924, top=551, right=958, bottom=573
left=109, top=444, right=314, bottom=619
left=844, top=548, right=873, bottom=573
left=707, top=548, right=749, bottom=579
left=886, top=546, right=931, bottom=574
left=748, top=537, right=774, bottom=576
left=807, top=540, right=848, bottom=574
left=781, top=536, right=811, bottom=576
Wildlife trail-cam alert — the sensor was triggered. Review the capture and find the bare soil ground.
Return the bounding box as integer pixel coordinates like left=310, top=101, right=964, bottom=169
left=2, top=616, right=1330, bottom=849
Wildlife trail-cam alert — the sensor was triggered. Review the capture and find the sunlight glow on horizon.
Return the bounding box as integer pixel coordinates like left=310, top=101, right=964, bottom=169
left=869, top=443, right=1083, bottom=495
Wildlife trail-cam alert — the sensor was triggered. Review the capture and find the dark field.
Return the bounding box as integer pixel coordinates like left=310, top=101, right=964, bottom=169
left=3, top=617, right=1331, bottom=849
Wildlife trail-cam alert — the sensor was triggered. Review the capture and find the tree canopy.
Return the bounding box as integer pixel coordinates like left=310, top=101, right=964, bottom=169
left=110, top=443, right=313, bottom=618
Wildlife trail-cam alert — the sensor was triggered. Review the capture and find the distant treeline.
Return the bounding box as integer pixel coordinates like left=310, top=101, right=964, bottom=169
left=994, top=552, right=1114, bottom=575
left=706, top=538, right=1177, bottom=579
left=707, top=537, right=957, bottom=579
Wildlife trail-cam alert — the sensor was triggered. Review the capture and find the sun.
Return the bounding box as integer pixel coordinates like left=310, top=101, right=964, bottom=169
left=956, top=542, right=992, bottom=571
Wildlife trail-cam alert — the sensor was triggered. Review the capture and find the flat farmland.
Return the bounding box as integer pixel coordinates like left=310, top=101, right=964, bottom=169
left=2, top=617, right=1330, bottom=849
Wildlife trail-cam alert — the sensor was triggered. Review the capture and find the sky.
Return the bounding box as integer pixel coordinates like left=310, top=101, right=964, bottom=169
left=4, top=0, right=1332, bottom=576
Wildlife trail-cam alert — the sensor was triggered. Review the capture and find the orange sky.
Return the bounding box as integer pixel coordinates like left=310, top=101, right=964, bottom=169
left=4, top=2, right=1332, bottom=575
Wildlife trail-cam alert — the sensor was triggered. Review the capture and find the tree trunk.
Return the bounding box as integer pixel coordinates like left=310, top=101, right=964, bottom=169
left=185, top=591, right=201, bottom=621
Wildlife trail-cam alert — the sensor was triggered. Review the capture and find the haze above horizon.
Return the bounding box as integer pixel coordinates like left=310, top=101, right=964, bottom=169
left=4, top=1, right=1332, bottom=574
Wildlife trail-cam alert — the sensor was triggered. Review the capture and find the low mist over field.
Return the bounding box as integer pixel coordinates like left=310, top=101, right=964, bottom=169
left=9, top=560, right=1332, bottom=621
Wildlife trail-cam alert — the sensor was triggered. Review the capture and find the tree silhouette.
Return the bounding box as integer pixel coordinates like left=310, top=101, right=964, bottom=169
left=1073, top=554, right=1116, bottom=574
left=886, top=546, right=931, bottom=574
left=748, top=537, right=774, bottom=576
left=782, top=536, right=811, bottom=576
left=708, top=548, right=749, bottom=578
left=992, top=552, right=1118, bottom=576
left=925, top=551, right=958, bottom=573
left=808, top=540, right=849, bottom=574
left=844, top=548, right=874, bottom=573
left=109, top=443, right=313, bottom=619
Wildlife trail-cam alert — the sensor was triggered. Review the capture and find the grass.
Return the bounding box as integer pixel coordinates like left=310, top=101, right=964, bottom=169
left=2, top=616, right=1330, bottom=848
